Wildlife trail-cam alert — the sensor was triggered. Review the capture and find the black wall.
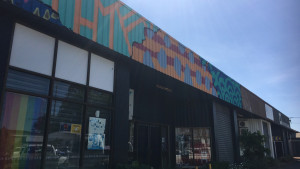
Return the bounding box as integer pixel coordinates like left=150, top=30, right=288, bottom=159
left=0, top=13, right=14, bottom=114
left=112, top=61, right=130, bottom=165
left=130, top=63, right=212, bottom=127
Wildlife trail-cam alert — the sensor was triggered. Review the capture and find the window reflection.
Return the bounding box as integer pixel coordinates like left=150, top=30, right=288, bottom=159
left=175, top=128, right=211, bottom=167
left=88, top=89, right=112, bottom=108
left=6, top=69, right=50, bottom=95
left=45, top=101, right=83, bottom=169
left=0, top=92, right=47, bottom=169
left=175, top=128, right=193, bottom=166
left=53, top=81, right=85, bottom=102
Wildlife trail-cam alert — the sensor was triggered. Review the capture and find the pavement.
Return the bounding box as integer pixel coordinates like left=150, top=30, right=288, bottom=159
left=269, top=157, right=300, bottom=169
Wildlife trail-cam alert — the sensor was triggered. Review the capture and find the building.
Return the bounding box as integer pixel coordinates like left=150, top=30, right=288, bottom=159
left=0, top=0, right=297, bottom=169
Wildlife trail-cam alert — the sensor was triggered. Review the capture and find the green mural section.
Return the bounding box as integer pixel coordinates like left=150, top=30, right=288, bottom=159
left=209, top=64, right=242, bottom=108
left=97, top=12, right=110, bottom=48
left=113, top=11, right=129, bottom=56
left=58, top=0, right=75, bottom=30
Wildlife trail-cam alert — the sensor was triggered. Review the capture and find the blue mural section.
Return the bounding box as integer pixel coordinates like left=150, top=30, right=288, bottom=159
left=10, top=0, right=62, bottom=26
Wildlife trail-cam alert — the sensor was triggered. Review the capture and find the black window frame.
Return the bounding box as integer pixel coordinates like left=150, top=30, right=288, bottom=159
left=0, top=22, right=115, bottom=169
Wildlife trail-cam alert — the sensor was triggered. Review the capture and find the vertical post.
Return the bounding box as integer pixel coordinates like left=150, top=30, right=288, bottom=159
left=0, top=15, right=14, bottom=124
left=112, top=60, right=130, bottom=167
left=232, top=110, right=240, bottom=162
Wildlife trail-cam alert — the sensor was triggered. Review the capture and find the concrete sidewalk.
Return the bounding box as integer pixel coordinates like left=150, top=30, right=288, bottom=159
left=269, top=157, right=300, bottom=169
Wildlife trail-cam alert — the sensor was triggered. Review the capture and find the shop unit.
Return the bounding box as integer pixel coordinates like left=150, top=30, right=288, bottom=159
left=0, top=1, right=297, bottom=169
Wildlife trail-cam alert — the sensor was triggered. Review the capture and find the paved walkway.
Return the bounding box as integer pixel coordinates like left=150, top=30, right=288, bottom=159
left=270, top=157, right=300, bottom=169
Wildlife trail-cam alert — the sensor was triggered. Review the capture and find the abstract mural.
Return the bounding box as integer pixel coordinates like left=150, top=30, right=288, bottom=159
left=8, top=0, right=242, bottom=108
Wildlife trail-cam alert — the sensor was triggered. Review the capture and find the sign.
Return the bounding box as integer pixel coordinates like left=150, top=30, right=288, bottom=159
left=60, top=123, right=71, bottom=132
left=87, top=117, right=106, bottom=150
left=71, top=124, right=82, bottom=134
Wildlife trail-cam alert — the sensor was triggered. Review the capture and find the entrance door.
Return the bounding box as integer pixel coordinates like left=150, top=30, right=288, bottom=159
left=136, top=123, right=169, bottom=168
left=274, top=141, right=284, bottom=158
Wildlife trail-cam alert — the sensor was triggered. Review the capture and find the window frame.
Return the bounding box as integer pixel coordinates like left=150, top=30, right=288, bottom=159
left=0, top=22, right=116, bottom=169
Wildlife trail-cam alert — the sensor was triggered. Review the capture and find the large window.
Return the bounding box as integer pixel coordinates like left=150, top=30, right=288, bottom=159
left=0, top=23, right=114, bottom=169
left=175, top=128, right=211, bottom=167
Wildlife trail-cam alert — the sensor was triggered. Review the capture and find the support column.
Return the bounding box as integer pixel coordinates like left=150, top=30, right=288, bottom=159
left=112, top=60, right=130, bottom=166
left=232, top=110, right=241, bottom=162
left=0, top=14, right=14, bottom=116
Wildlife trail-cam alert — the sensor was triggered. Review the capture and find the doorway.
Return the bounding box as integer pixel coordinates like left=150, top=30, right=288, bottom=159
left=136, top=123, right=170, bottom=169
left=274, top=141, right=284, bottom=158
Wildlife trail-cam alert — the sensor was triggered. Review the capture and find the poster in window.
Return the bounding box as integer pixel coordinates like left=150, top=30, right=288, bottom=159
left=88, top=117, right=106, bottom=150
left=88, top=133, right=105, bottom=150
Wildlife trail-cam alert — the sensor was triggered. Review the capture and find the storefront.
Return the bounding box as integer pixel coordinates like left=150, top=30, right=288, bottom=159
left=0, top=1, right=297, bottom=169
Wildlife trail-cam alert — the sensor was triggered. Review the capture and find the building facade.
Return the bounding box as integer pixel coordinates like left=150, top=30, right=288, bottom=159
left=0, top=0, right=296, bottom=169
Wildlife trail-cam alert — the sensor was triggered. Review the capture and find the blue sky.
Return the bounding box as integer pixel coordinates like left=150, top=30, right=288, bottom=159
left=121, top=0, right=300, bottom=131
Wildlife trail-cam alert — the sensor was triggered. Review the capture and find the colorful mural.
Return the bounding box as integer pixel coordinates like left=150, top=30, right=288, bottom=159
left=8, top=0, right=242, bottom=108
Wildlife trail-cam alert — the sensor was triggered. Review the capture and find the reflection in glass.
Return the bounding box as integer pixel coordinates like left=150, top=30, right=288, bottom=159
left=88, top=89, right=112, bottom=108
left=45, top=101, right=83, bottom=169
left=6, top=69, right=50, bottom=95
left=53, top=81, right=85, bottom=102
left=0, top=92, right=47, bottom=169
left=175, top=128, right=211, bottom=167
left=193, top=128, right=211, bottom=165
left=82, top=107, right=111, bottom=169
left=175, top=128, right=193, bottom=166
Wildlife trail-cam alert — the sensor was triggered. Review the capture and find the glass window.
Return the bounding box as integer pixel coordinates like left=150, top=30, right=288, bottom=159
left=88, top=89, right=112, bottom=108
left=45, top=101, right=83, bottom=169
left=175, top=128, right=211, bottom=167
left=82, top=107, right=111, bottom=169
left=53, top=81, right=85, bottom=102
left=193, top=128, right=211, bottom=165
left=90, top=53, right=114, bottom=92
left=55, top=41, right=88, bottom=85
left=0, top=92, right=47, bottom=169
left=175, top=128, right=193, bottom=166
left=10, top=23, right=55, bottom=76
left=6, top=69, right=50, bottom=95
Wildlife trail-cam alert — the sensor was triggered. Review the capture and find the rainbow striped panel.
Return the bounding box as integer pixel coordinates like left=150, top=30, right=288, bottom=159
left=0, top=92, right=47, bottom=169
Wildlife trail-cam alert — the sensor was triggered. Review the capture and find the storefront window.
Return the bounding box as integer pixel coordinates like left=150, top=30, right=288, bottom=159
left=193, top=128, right=211, bottom=165
left=88, top=89, right=112, bottom=108
left=53, top=81, right=85, bottom=102
left=175, top=128, right=193, bottom=166
left=6, top=69, right=50, bottom=95
left=45, top=100, right=83, bottom=169
left=0, top=92, right=48, bottom=169
left=175, top=128, right=211, bottom=167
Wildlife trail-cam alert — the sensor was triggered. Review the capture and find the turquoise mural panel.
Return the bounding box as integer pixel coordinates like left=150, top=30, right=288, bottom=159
left=80, top=25, right=93, bottom=40
left=58, top=0, right=75, bottom=30
left=128, top=22, right=145, bottom=46
left=124, top=14, right=140, bottom=27
left=209, top=64, right=242, bottom=108
left=41, top=0, right=52, bottom=6
left=119, top=5, right=131, bottom=16
left=97, top=12, right=110, bottom=47
left=113, top=11, right=129, bottom=56
left=81, top=0, right=94, bottom=22
left=101, top=0, right=118, bottom=8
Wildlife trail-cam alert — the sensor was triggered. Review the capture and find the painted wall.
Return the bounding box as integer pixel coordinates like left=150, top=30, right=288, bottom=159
left=18, top=0, right=300, bottom=113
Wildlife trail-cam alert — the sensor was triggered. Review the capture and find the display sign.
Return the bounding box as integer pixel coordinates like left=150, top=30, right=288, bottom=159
left=60, top=123, right=71, bottom=132
left=87, top=117, right=106, bottom=150
left=71, top=124, right=82, bottom=134
left=265, top=104, right=274, bottom=121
